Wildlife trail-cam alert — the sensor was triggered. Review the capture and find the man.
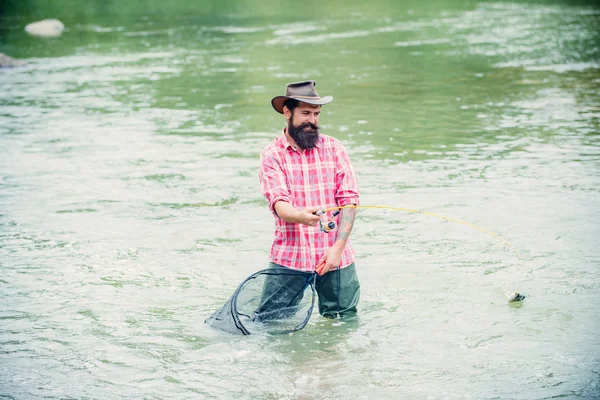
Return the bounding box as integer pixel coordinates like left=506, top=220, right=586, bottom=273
left=258, top=80, right=361, bottom=318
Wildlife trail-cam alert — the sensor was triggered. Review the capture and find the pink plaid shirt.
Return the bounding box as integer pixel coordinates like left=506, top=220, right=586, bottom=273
left=259, top=130, right=360, bottom=272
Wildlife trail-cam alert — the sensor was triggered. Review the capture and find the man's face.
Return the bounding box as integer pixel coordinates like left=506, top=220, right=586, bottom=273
left=285, top=103, right=321, bottom=149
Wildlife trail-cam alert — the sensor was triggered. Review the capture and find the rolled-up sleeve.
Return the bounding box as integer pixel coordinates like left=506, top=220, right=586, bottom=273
left=335, top=144, right=360, bottom=206
left=259, top=151, right=291, bottom=217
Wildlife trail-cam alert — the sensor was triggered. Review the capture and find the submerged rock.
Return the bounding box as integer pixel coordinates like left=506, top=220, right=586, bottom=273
left=0, top=53, right=26, bottom=68
left=25, top=18, right=65, bottom=38
left=507, top=291, right=526, bottom=302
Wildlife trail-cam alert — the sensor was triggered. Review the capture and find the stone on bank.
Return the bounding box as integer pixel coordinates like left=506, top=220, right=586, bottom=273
left=25, top=18, right=65, bottom=38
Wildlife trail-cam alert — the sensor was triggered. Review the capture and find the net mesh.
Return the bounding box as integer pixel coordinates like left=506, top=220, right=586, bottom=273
left=205, top=268, right=316, bottom=335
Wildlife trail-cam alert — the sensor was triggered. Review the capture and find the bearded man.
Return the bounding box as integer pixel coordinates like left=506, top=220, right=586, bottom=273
left=258, top=80, right=361, bottom=318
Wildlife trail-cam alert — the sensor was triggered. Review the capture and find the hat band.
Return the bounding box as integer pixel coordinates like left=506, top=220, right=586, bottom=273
left=289, top=95, right=322, bottom=100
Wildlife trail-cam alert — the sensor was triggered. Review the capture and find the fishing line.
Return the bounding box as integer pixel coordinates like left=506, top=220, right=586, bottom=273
left=320, top=204, right=520, bottom=260
left=317, top=204, right=525, bottom=302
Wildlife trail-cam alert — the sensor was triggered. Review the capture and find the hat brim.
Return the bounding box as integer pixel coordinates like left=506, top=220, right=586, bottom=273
left=271, top=95, right=334, bottom=114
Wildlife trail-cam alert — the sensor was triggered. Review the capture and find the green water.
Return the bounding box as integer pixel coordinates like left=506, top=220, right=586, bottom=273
left=1, top=1, right=599, bottom=399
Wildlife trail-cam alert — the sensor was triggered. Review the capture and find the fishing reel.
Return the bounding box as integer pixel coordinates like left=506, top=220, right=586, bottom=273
left=314, top=209, right=340, bottom=233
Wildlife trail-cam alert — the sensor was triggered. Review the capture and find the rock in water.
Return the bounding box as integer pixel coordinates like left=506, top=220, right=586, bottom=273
left=0, top=53, right=26, bottom=68
left=507, top=291, right=526, bottom=302
left=25, top=19, right=65, bottom=38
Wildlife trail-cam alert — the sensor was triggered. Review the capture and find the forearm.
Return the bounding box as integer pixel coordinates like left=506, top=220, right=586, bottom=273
left=333, top=206, right=356, bottom=249
left=274, top=201, right=302, bottom=223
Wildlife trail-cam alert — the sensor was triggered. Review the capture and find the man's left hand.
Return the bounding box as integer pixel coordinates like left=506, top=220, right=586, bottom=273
left=316, top=245, right=343, bottom=275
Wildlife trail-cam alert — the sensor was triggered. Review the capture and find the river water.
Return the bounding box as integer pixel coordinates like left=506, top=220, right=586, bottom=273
left=1, top=1, right=599, bottom=399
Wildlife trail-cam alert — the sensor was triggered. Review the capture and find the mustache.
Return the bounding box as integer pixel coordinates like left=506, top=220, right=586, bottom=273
left=298, top=122, right=319, bottom=131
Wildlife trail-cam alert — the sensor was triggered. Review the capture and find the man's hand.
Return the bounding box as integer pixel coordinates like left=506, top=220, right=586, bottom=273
left=297, top=207, right=321, bottom=227
left=315, top=243, right=344, bottom=275
left=274, top=201, right=320, bottom=227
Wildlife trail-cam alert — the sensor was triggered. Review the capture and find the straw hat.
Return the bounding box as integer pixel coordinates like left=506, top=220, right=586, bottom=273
left=271, top=80, right=333, bottom=114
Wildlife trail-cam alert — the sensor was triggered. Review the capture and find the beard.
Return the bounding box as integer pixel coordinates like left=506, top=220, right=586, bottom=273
left=287, top=118, right=320, bottom=150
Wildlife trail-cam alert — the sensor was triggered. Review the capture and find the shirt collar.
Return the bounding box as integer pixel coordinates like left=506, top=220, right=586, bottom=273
left=282, top=127, right=322, bottom=153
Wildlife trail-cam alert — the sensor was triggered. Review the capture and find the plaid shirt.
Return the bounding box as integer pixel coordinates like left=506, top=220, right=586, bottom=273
left=259, top=130, right=360, bottom=272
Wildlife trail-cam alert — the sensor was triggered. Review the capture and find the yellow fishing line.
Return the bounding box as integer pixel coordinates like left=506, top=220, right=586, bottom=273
left=323, top=204, right=520, bottom=260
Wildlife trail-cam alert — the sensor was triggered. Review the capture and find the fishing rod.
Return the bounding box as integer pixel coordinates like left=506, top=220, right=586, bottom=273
left=315, top=204, right=525, bottom=302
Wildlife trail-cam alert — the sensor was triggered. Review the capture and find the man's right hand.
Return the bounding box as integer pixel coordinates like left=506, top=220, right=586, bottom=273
left=298, top=207, right=321, bottom=227
left=274, top=202, right=321, bottom=227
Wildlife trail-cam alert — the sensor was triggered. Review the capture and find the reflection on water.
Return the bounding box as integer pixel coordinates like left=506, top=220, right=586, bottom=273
left=1, top=0, right=599, bottom=398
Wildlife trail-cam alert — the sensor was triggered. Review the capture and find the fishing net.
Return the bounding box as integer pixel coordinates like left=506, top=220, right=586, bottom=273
left=205, top=268, right=316, bottom=335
